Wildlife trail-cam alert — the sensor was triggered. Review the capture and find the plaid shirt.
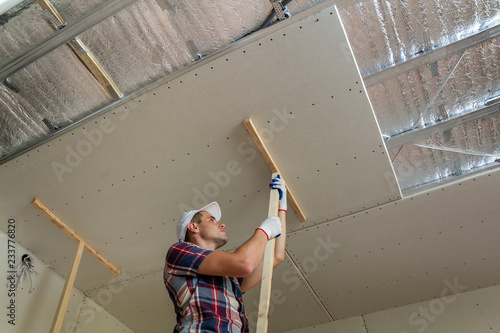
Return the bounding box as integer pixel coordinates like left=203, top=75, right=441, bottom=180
left=164, top=242, right=249, bottom=333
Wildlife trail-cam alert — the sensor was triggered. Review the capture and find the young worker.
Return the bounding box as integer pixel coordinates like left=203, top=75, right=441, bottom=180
left=164, top=175, right=287, bottom=332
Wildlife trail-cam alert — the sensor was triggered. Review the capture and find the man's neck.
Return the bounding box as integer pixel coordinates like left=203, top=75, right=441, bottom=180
left=190, top=238, right=217, bottom=251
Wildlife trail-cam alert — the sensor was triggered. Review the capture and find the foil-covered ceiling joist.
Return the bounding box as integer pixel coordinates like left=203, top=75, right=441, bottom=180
left=390, top=110, right=500, bottom=191
left=335, top=0, right=500, bottom=193
left=338, top=0, right=499, bottom=76
left=386, top=103, right=500, bottom=149
left=0, top=41, right=113, bottom=156
left=363, top=23, right=500, bottom=87
left=368, top=39, right=499, bottom=138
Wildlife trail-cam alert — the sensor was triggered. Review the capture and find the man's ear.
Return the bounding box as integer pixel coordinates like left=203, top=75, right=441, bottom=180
left=186, top=222, right=199, bottom=234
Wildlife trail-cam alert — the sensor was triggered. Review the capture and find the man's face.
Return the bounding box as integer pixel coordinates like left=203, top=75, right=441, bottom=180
left=196, top=211, right=228, bottom=248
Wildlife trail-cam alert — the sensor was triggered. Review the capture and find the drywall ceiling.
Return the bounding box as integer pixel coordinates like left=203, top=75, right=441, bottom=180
left=0, top=3, right=499, bottom=333
left=1, top=0, right=498, bottom=194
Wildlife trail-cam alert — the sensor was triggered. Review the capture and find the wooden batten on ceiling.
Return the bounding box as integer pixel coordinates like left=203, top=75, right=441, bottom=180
left=37, top=0, right=122, bottom=100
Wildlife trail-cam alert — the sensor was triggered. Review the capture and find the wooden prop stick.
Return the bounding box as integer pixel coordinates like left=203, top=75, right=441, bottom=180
left=31, top=199, right=120, bottom=276
left=256, top=172, right=280, bottom=333
left=243, top=118, right=306, bottom=222
left=51, top=241, right=84, bottom=333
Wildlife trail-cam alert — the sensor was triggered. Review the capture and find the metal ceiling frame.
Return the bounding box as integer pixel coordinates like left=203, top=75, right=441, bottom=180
left=0, top=0, right=364, bottom=84
left=403, top=161, right=500, bottom=196
left=1, top=0, right=497, bottom=199
left=0, top=0, right=137, bottom=82
left=363, top=24, right=500, bottom=87
left=386, top=103, right=500, bottom=149
left=0, top=0, right=339, bottom=165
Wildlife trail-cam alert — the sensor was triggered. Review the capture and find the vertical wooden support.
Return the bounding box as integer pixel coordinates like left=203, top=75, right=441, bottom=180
left=256, top=172, right=280, bottom=332
left=32, top=199, right=120, bottom=276
left=50, top=241, right=85, bottom=333
left=31, top=199, right=119, bottom=330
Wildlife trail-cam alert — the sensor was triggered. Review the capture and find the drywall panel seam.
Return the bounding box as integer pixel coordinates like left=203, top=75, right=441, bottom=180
left=83, top=268, right=162, bottom=294
left=285, top=249, right=337, bottom=321
left=287, top=167, right=500, bottom=234
left=334, top=5, right=402, bottom=199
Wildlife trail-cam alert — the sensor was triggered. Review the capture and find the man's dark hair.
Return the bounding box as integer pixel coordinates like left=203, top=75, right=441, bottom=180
left=185, top=211, right=203, bottom=243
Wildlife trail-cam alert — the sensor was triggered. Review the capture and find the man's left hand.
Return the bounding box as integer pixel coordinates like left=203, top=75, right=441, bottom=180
left=270, top=175, right=287, bottom=212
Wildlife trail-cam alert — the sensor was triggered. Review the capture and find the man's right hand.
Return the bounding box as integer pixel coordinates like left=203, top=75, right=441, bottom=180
left=257, top=216, right=282, bottom=240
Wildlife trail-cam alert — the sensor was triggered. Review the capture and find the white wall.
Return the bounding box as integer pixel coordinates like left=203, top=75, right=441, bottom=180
left=284, top=284, right=500, bottom=333
left=0, top=230, right=133, bottom=333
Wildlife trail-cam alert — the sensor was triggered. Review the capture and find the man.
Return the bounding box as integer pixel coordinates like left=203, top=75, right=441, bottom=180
left=164, top=175, right=287, bottom=333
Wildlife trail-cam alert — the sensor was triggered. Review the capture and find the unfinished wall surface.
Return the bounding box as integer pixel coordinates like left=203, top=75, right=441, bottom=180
left=0, top=230, right=133, bottom=333
left=283, top=284, right=500, bottom=333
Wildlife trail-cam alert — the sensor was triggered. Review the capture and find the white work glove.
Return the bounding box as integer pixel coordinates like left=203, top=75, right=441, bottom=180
left=269, top=174, right=287, bottom=212
left=257, top=216, right=282, bottom=240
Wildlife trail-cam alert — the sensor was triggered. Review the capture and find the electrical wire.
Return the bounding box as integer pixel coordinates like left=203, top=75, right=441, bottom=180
left=15, top=254, right=38, bottom=292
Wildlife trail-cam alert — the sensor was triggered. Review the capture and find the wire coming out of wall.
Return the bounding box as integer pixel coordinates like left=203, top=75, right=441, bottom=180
left=15, top=254, right=38, bottom=292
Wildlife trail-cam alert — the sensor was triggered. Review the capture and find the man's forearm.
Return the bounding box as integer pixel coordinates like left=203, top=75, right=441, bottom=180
left=274, top=209, right=286, bottom=266
left=233, top=229, right=269, bottom=272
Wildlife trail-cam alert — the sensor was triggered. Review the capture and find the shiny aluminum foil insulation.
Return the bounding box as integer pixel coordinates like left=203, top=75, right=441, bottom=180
left=0, top=0, right=499, bottom=193
left=367, top=40, right=500, bottom=136
left=338, top=0, right=499, bottom=76
left=0, top=0, right=274, bottom=156
left=338, top=0, right=500, bottom=192
left=76, top=0, right=273, bottom=95
left=389, top=115, right=500, bottom=191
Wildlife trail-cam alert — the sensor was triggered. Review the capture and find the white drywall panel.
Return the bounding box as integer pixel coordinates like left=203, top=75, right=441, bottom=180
left=0, top=230, right=133, bottom=333
left=283, top=316, right=366, bottom=333
left=84, top=270, right=174, bottom=333
left=468, top=286, right=500, bottom=330
left=74, top=296, right=136, bottom=333
left=242, top=256, right=332, bottom=332
left=281, top=285, right=500, bottom=333
left=363, top=285, right=500, bottom=333
left=286, top=168, right=500, bottom=319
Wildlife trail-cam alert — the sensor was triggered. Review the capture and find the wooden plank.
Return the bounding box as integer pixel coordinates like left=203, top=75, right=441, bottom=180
left=37, top=0, right=122, bottom=100
left=31, top=198, right=120, bottom=276
left=243, top=118, right=306, bottom=222
left=38, top=0, right=65, bottom=25
left=69, top=38, right=122, bottom=100
left=51, top=241, right=85, bottom=333
left=256, top=172, right=280, bottom=333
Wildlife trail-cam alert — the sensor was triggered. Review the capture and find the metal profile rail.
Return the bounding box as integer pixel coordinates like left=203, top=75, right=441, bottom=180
left=0, top=0, right=137, bottom=82
left=0, top=0, right=362, bottom=83
left=0, top=0, right=339, bottom=165
left=386, top=103, right=500, bottom=149
left=363, top=24, right=500, bottom=87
